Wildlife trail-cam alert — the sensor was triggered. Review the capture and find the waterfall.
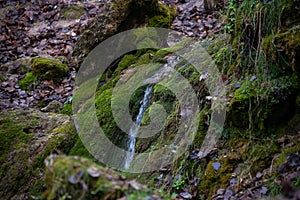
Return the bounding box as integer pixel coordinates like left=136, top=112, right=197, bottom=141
left=124, top=86, right=152, bottom=169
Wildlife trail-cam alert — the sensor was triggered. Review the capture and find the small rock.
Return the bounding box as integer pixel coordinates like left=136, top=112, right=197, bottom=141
left=217, top=188, right=225, bottom=195
left=260, top=186, right=268, bottom=195
left=250, top=75, right=257, bottom=81
left=2, top=82, right=9, bottom=87
left=256, top=172, right=263, bottom=179
left=212, top=162, right=221, bottom=171
left=128, top=180, right=143, bottom=190
left=234, top=83, right=241, bottom=89
left=41, top=100, right=63, bottom=112
left=230, top=178, right=236, bottom=185
left=179, top=191, right=192, bottom=199
left=87, top=166, right=101, bottom=178
left=224, top=188, right=233, bottom=200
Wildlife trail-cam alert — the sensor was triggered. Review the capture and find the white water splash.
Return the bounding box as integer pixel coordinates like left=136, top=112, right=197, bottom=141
left=124, top=86, right=152, bottom=169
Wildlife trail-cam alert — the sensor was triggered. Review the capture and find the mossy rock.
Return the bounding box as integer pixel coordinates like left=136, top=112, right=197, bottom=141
left=116, top=54, right=138, bottom=74
left=31, top=58, right=69, bottom=82
left=227, top=74, right=299, bottom=135
left=198, top=157, right=235, bottom=198
left=43, top=155, right=169, bottom=199
left=148, top=15, right=172, bottom=28
left=73, top=0, right=176, bottom=67
left=273, top=26, right=300, bottom=71
left=0, top=109, right=77, bottom=199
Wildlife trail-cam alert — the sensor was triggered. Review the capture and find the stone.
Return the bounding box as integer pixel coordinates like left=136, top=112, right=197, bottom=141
left=41, top=100, right=63, bottom=112
left=0, top=109, right=77, bottom=199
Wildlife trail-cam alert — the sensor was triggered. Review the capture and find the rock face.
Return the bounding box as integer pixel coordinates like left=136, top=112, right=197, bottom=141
left=0, top=109, right=77, bottom=199
left=72, top=0, right=176, bottom=67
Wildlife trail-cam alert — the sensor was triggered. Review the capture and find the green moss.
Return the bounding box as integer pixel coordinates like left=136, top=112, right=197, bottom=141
left=193, top=108, right=210, bottom=147
left=199, top=158, right=235, bottom=198
left=273, top=26, right=300, bottom=70
left=155, top=37, right=194, bottom=58
left=156, top=1, right=177, bottom=21
left=32, top=122, right=77, bottom=168
left=0, top=117, right=32, bottom=175
left=116, top=54, right=138, bottom=73
left=153, top=84, right=176, bottom=114
left=31, top=57, right=69, bottom=82
left=246, top=141, right=280, bottom=175
left=18, top=72, right=37, bottom=91
left=68, top=138, right=93, bottom=159
left=43, top=156, right=170, bottom=199
left=62, top=5, right=85, bottom=20
left=148, top=15, right=171, bottom=28
left=0, top=74, right=5, bottom=81
left=58, top=103, right=72, bottom=115
left=274, top=144, right=300, bottom=172
left=135, top=52, right=155, bottom=65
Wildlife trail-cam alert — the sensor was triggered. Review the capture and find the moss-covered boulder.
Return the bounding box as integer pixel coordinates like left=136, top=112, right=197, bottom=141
left=73, top=0, right=176, bottom=67
left=0, top=109, right=77, bottom=199
left=31, top=57, right=69, bottom=82
left=43, top=155, right=169, bottom=199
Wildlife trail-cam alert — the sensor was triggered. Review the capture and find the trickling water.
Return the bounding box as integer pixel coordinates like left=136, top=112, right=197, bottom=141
left=124, top=86, right=152, bottom=169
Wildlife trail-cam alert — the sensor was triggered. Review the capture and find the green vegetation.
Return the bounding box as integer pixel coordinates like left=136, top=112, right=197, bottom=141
left=148, top=15, right=172, bottom=28
left=43, top=156, right=171, bottom=199
left=31, top=57, right=69, bottom=82
left=18, top=72, right=37, bottom=91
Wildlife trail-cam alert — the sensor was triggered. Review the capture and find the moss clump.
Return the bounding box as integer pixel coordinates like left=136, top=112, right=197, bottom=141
left=147, top=3, right=177, bottom=28
left=153, top=84, right=176, bottom=114
left=68, top=138, right=92, bottom=158
left=274, top=144, right=300, bottom=173
left=58, top=103, right=72, bottom=115
left=273, top=26, right=300, bottom=71
left=199, top=158, right=235, bottom=198
left=31, top=58, right=69, bottom=82
left=62, top=5, right=85, bottom=20
left=135, top=51, right=155, bottom=65
left=18, top=72, right=37, bottom=91
left=43, top=156, right=170, bottom=199
left=148, top=15, right=171, bottom=28
left=116, top=54, right=138, bottom=74
left=246, top=141, right=280, bottom=175
left=0, top=117, right=32, bottom=180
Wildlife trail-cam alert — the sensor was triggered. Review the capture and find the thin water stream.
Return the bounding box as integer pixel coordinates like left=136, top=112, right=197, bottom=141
left=124, top=86, right=153, bottom=169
